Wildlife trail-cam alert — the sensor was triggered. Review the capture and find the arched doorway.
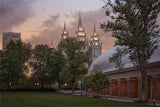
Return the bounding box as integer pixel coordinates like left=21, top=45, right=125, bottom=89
left=130, top=77, right=138, bottom=98
left=147, top=76, right=152, bottom=99
left=120, top=78, right=127, bottom=97
left=111, top=79, right=118, bottom=96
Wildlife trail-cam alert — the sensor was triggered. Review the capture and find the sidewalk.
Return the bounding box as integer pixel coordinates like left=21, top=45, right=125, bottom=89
left=57, top=90, right=160, bottom=106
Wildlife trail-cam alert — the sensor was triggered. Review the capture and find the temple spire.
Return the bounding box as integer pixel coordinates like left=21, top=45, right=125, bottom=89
left=93, top=24, right=96, bottom=33
left=78, top=12, right=82, bottom=27
left=64, top=22, right=66, bottom=31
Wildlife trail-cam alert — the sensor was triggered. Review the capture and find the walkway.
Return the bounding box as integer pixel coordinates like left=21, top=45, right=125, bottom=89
left=57, top=90, right=160, bottom=106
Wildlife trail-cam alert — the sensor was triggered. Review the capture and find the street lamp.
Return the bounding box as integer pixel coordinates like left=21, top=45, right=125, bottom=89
left=64, top=83, right=67, bottom=87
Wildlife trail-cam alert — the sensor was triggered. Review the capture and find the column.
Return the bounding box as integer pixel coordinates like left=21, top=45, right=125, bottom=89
left=127, top=78, right=130, bottom=98
left=118, top=79, right=120, bottom=97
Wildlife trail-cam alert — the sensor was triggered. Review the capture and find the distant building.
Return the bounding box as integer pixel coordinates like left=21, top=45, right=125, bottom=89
left=90, top=24, right=102, bottom=63
left=59, top=13, right=102, bottom=64
left=2, top=32, right=21, bottom=50
left=62, top=22, right=69, bottom=40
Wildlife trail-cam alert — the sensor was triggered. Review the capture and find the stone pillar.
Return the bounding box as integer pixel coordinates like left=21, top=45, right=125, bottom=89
left=110, top=80, right=112, bottom=96
left=152, top=75, right=157, bottom=100
left=118, top=79, right=120, bottom=97
left=138, top=77, right=142, bottom=98
left=127, top=78, right=130, bottom=98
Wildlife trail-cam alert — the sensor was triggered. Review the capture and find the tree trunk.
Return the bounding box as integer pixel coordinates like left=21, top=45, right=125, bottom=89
left=140, top=69, right=148, bottom=102
left=138, top=51, right=148, bottom=102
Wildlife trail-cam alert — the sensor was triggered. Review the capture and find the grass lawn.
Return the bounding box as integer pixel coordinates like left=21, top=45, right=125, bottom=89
left=0, top=92, right=155, bottom=107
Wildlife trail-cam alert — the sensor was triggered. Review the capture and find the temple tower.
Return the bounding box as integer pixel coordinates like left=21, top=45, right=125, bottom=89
left=90, top=24, right=102, bottom=63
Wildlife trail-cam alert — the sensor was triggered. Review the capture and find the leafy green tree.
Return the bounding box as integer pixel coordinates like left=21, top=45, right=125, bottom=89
left=17, top=76, right=33, bottom=89
left=109, top=47, right=124, bottom=71
left=59, top=66, right=74, bottom=89
left=48, top=50, right=66, bottom=84
left=101, top=0, right=160, bottom=102
left=58, top=37, right=89, bottom=94
left=85, top=71, right=109, bottom=96
left=31, top=44, right=65, bottom=89
left=0, top=40, right=32, bottom=89
left=30, top=44, right=52, bottom=88
left=0, top=50, right=7, bottom=90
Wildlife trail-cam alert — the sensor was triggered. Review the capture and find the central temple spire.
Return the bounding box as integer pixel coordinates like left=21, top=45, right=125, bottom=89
left=78, top=12, right=82, bottom=27
left=64, top=22, right=66, bottom=31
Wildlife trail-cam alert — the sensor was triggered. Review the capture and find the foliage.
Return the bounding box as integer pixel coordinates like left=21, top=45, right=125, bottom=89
left=0, top=40, right=32, bottom=90
left=48, top=50, right=65, bottom=82
left=101, top=0, right=160, bottom=102
left=85, top=71, right=109, bottom=96
left=58, top=37, right=89, bottom=93
left=30, top=44, right=65, bottom=88
left=109, top=47, right=124, bottom=71
left=30, top=44, right=53, bottom=88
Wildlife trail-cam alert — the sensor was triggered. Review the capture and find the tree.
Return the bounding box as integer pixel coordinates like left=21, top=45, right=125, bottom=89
left=109, top=47, right=124, bottom=71
left=85, top=71, right=109, bottom=96
left=0, top=40, right=32, bottom=89
left=58, top=37, right=89, bottom=94
left=47, top=49, right=65, bottom=83
left=30, top=44, right=53, bottom=88
left=101, top=0, right=160, bottom=102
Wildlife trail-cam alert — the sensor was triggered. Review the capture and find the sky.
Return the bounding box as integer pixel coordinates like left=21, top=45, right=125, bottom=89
left=0, top=0, right=116, bottom=52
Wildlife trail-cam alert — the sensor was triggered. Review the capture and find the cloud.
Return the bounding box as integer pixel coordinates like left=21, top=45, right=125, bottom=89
left=27, top=8, right=115, bottom=51
left=42, top=14, right=60, bottom=28
left=27, top=14, right=62, bottom=47
left=69, top=8, right=115, bottom=51
left=0, top=0, right=34, bottom=31
left=0, top=0, right=35, bottom=49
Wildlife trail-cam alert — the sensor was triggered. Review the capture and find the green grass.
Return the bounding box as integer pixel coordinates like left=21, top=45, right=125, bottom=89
left=0, top=92, right=154, bottom=107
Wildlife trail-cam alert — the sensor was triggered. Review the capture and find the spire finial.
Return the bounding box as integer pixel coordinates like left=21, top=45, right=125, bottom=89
left=78, top=12, right=82, bottom=27
left=94, top=24, right=96, bottom=33
left=64, top=22, right=66, bottom=31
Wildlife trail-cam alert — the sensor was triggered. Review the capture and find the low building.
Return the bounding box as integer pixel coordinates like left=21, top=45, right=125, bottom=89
left=88, top=39, right=160, bottom=100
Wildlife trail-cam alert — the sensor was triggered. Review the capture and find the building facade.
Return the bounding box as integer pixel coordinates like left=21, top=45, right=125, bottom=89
left=60, top=13, right=102, bottom=64
left=90, top=24, right=102, bottom=63
left=88, top=41, right=160, bottom=101
left=2, top=32, right=21, bottom=50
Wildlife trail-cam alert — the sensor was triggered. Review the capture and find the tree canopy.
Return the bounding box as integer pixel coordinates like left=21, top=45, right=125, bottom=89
left=101, top=0, right=160, bottom=102
left=58, top=37, right=89, bottom=93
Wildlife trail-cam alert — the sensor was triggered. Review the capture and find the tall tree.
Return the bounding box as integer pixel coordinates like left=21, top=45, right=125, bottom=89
left=0, top=40, right=31, bottom=89
left=30, top=44, right=52, bottom=88
left=48, top=49, right=66, bottom=83
left=58, top=37, right=89, bottom=94
left=101, top=0, right=160, bottom=102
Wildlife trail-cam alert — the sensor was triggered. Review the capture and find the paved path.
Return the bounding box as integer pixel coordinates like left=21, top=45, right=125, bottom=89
left=57, top=90, right=160, bottom=106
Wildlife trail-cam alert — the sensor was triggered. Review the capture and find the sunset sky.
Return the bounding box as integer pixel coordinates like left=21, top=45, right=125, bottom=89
left=0, top=0, right=115, bottom=52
